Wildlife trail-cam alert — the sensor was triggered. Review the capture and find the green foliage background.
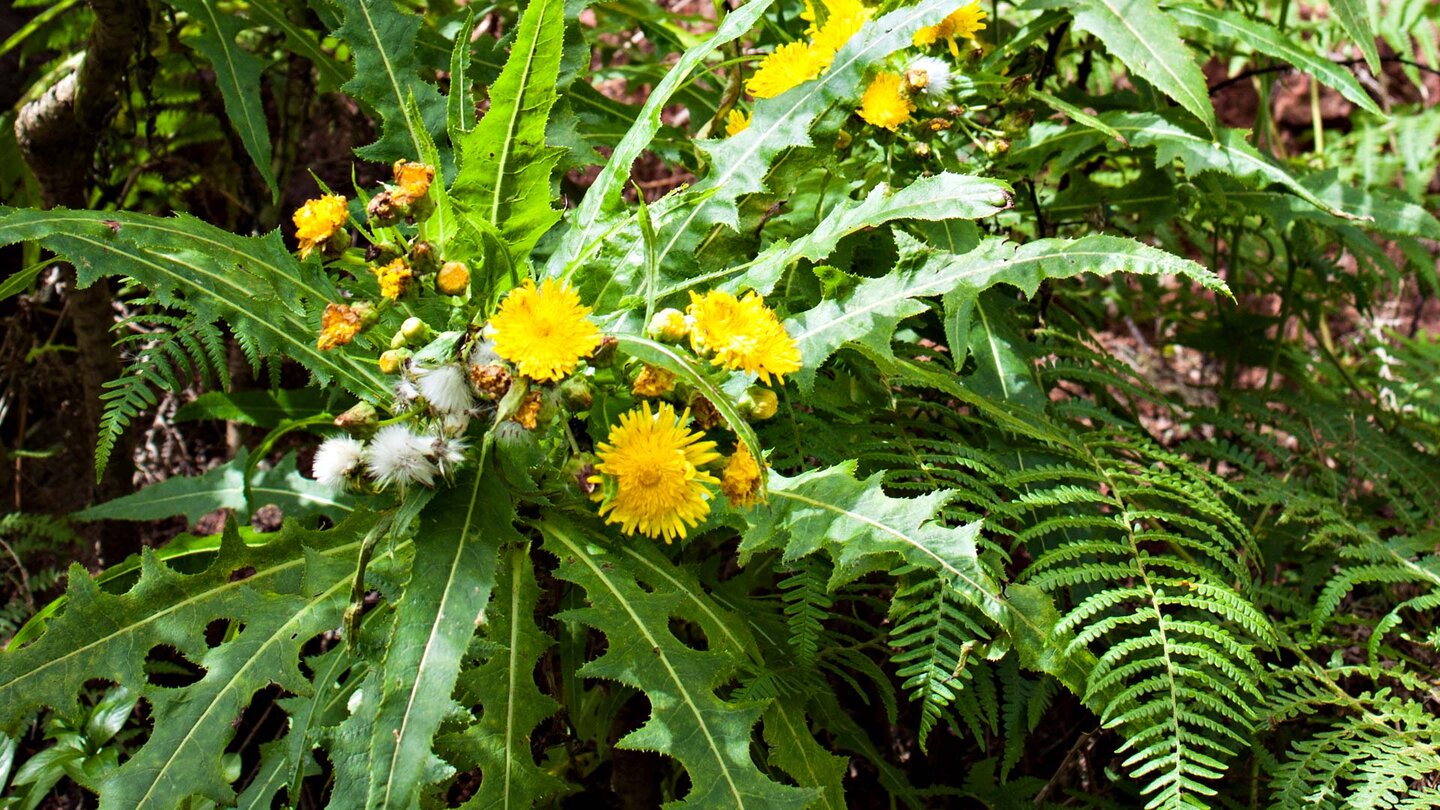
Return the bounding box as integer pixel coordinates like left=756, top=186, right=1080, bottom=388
left=1, top=0, right=1439, bottom=807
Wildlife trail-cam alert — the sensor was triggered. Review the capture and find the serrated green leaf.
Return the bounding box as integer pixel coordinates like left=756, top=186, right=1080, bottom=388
left=741, top=461, right=1006, bottom=627
left=548, top=0, right=779, bottom=273
left=451, top=0, right=565, bottom=271
left=174, top=389, right=334, bottom=427
left=0, top=208, right=391, bottom=401
left=447, top=546, right=564, bottom=808
left=247, top=0, right=350, bottom=91
left=0, top=514, right=379, bottom=809
left=761, top=703, right=847, bottom=810
left=72, top=450, right=355, bottom=524
left=960, top=290, right=1045, bottom=411
left=1069, top=0, right=1217, bottom=134
left=539, top=515, right=815, bottom=809
left=333, top=0, right=447, bottom=162
left=448, top=9, right=477, bottom=135
left=1167, top=5, right=1381, bottom=116
left=166, top=0, right=279, bottom=197
left=1012, top=111, right=1365, bottom=220
left=646, top=0, right=963, bottom=273
left=1327, top=0, right=1381, bottom=72
left=784, top=231, right=1224, bottom=390
left=349, top=469, right=509, bottom=810
left=662, top=173, right=1014, bottom=301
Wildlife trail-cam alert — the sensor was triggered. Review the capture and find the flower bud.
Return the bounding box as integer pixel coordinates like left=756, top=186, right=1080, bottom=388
left=401, top=317, right=432, bottom=343
left=408, top=241, right=439, bottom=275
left=367, top=191, right=400, bottom=227
left=353, top=301, right=379, bottom=328
left=741, top=386, right=779, bottom=421
left=646, top=308, right=690, bottom=343
left=558, top=375, right=593, bottom=409
left=365, top=242, right=400, bottom=264
left=590, top=336, right=619, bottom=368
left=333, top=401, right=378, bottom=430
left=436, top=261, right=470, bottom=296
left=379, top=349, right=409, bottom=375
left=562, top=453, right=600, bottom=498
left=390, top=330, right=408, bottom=349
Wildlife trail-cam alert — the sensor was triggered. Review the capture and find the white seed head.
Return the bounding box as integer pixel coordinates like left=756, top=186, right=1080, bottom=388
left=427, top=433, right=469, bottom=476
left=469, top=339, right=501, bottom=367
left=365, top=424, right=439, bottom=489
left=394, top=378, right=420, bottom=409
left=311, top=435, right=366, bottom=489
left=416, top=364, right=474, bottom=415
left=908, top=56, right=953, bottom=98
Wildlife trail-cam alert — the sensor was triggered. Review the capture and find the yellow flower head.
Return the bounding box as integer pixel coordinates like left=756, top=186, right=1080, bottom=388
left=687, top=290, right=802, bottom=384
left=809, top=0, right=872, bottom=56
left=374, top=258, right=414, bottom=300
left=293, top=195, right=348, bottom=259
left=392, top=160, right=435, bottom=206
left=632, top=364, right=677, bottom=398
left=721, top=445, right=765, bottom=508
left=487, top=278, right=603, bottom=382
left=592, top=402, right=721, bottom=542
left=914, top=2, right=987, bottom=56
left=859, top=72, right=915, bottom=130
left=317, top=302, right=362, bottom=350
left=746, top=41, right=831, bottom=99
left=725, top=109, right=751, bottom=137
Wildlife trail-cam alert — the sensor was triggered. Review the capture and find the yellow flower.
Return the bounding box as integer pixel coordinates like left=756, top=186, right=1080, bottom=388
left=858, top=72, right=915, bottom=130
left=809, top=0, right=872, bottom=56
left=592, top=402, right=720, bottom=542
left=317, top=302, right=362, bottom=350
left=391, top=160, right=435, bottom=206
left=488, top=278, right=603, bottom=382
left=436, top=261, right=470, bottom=296
left=725, top=109, right=751, bottom=137
left=746, top=41, right=831, bottom=99
left=721, top=445, right=765, bottom=508
left=914, top=2, right=986, bottom=56
left=632, top=365, right=676, bottom=398
left=687, top=290, right=802, bottom=384
left=293, top=195, right=348, bottom=259
left=373, top=258, right=414, bottom=300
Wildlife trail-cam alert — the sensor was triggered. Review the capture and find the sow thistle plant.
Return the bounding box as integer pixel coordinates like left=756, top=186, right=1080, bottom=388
left=1, top=0, right=1435, bottom=806
left=302, top=173, right=793, bottom=540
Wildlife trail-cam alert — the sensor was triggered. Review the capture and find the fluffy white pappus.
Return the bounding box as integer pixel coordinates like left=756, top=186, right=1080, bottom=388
left=394, top=378, right=420, bottom=409
left=312, top=435, right=365, bottom=489
left=365, top=424, right=439, bottom=489
left=908, top=56, right=953, bottom=98
left=427, top=433, right=469, bottom=476
left=438, top=411, right=471, bottom=436
left=469, top=339, right=501, bottom=367
left=416, top=364, right=474, bottom=414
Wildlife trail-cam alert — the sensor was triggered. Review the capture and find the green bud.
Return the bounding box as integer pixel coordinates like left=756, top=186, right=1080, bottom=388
left=401, top=317, right=432, bottom=342
left=379, top=349, right=410, bottom=375
left=741, top=386, right=779, bottom=421
left=333, top=401, right=378, bottom=431
left=409, top=241, right=440, bottom=275
left=558, top=375, right=593, bottom=410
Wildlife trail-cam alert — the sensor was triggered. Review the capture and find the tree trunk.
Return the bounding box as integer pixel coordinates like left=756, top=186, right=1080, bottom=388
left=13, top=0, right=151, bottom=506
